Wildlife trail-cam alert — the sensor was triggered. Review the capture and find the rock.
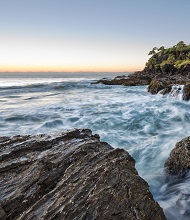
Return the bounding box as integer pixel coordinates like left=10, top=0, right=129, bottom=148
left=160, top=64, right=176, bottom=74
left=114, top=75, right=127, bottom=79
left=0, top=129, right=166, bottom=220
left=92, top=73, right=151, bottom=86
left=147, top=76, right=190, bottom=97
left=165, top=136, right=190, bottom=174
left=147, top=78, right=167, bottom=94
left=177, top=64, right=190, bottom=76
left=0, top=206, right=6, bottom=220
left=183, top=83, right=190, bottom=101
left=159, top=86, right=172, bottom=95
left=92, top=70, right=190, bottom=101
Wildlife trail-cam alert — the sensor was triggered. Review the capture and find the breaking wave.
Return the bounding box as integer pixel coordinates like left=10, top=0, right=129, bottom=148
left=1, top=76, right=190, bottom=219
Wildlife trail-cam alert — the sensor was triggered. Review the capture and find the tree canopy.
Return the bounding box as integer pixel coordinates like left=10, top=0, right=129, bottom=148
left=146, top=41, right=190, bottom=72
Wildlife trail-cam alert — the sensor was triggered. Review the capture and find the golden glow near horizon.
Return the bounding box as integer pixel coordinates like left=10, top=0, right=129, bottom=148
left=0, top=34, right=147, bottom=73
left=0, top=65, right=140, bottom=73
left=1, top=0, right=190, bottom=73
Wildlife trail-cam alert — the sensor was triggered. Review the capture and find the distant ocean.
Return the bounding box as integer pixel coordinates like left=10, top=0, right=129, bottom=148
left=1, top=72, right=190, bottom=219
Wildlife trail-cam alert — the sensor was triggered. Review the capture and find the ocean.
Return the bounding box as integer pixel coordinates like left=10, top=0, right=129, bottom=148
left=1, top=72, right=190, bottom=219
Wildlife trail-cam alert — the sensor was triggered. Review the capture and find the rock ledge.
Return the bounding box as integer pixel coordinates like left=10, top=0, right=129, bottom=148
left=0, top=129, right=165, bottom=220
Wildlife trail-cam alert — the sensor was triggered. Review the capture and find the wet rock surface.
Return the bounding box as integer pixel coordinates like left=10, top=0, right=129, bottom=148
left=183, top=83, right=190, bottom=101
left=93, top=70, right=190, bottom=101
left=165, top=136, right=190, bottom=174
left=147, top=78, right=168, bottom=94
left=147, top=76, right=190, bottom=96
left=92, top=73, right=151, bottom=86
left=0, top=129, right=166, bottom=220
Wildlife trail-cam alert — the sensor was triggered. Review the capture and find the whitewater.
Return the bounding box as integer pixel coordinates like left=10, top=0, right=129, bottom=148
left=0, top=73, right=190, bottom=219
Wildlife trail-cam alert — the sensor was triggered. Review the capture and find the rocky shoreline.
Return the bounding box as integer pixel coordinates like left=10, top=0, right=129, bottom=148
left=1, top=42, right=190, bottom=219
left=92, top=70, right=190, bottom=101
left=0, top=129, right=166, bottom=220
left=92, top=72, right=152, bottom=86
left=1, top=129, right=189, bottom=219
left=93, top=42, right=190, bottom=101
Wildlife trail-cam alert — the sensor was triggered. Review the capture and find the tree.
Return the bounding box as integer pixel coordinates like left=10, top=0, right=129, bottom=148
left=168, top=55, right=175, bottom=64
left=148, top=47, right=158, bottom=56
left=187, top=52, right=190, bottom=59
left=158, top=46, right=165, bottom=51
left=176, top=41, right=186, bottom=48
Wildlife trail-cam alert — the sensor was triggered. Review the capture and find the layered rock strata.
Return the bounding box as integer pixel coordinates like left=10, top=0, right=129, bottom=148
left=0, top=129, right=165, bottom=220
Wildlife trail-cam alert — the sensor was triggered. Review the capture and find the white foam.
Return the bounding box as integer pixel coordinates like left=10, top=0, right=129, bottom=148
left=169, top=84, right=184, bottom=100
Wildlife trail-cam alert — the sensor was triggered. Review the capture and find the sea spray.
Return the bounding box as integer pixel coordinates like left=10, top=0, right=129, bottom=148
left=169, top=84, right=184, bottom=100
left=1, top=75, right=190, bottom=219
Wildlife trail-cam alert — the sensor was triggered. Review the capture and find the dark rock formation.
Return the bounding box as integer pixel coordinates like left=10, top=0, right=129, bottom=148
left=147, top=76, right=190, bottom=98
left=92, top=42, right=190, bottom=100
left=93, top=72, right=190, bottom=101
left=165, top=136, right=190, bottom=174
left=147, top=78, right=168, bottom=94
left=183, top=84, right=190, bottom=101
left=0, top=129, right=166, bottom=220
left=159, top=86, right=172, bottom=95
left=92, top=73, right=151, bottom=86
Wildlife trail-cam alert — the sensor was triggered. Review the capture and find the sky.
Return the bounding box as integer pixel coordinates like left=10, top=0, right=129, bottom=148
left=0, top=0, right=190, bottom=73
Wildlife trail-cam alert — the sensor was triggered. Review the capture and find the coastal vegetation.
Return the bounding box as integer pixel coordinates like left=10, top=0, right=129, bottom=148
left=94, top=41, right=190, bottom=99
left=146, top=41, right=190, bottom=74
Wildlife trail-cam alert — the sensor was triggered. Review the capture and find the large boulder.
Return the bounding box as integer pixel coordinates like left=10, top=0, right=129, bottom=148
left=0, top=129, right=166, bottom=220
left=147, top=78, right=169, bottom=94
left=165, top=136, right=190, bottom=174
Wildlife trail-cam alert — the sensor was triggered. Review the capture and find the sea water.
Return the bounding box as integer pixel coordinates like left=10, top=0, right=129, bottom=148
left=0, top=72, right=190, bottom=219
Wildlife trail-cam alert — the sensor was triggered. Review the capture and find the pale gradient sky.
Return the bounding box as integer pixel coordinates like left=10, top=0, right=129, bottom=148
left=0, top=0, right=190, bottom=72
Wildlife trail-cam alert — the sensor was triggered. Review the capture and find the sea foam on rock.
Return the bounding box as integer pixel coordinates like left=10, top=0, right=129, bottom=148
left=93, top=73, right=190, bottom=101
left=147, top=76, right=190, bottom=101
left=0, top=129, right=166, bottom=220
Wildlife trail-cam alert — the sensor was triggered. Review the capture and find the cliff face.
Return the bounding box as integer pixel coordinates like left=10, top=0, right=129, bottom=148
left=0, top=129, right=166, bottom=220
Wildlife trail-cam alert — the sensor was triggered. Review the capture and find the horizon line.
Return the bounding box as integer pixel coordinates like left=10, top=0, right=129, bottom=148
left=0, top=70, right=137, bottom=73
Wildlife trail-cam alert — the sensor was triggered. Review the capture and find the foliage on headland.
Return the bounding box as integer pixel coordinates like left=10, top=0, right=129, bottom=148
left=145, top=41, right=190, bottom=74
left=93, top=41, right=190, bottom=99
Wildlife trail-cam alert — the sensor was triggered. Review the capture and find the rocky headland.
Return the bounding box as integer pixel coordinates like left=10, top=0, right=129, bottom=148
left=93, top=41, right=190, bottom=100
left=0, top=129, right=166, bottom=220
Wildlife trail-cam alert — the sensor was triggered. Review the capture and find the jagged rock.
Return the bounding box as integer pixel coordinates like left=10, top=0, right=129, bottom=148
left=183, top=84, right=190, bottom=101
left=0, top=129, right=166, bottom=220
left=147, top=78, right=167, bottom=94
left=92, top=74, right=151, bottom=86
left=159, top=86, right=172, bottom=95
left=147, top=76, right=190, bottom=97
left=165, top=136, right=190, bottom=174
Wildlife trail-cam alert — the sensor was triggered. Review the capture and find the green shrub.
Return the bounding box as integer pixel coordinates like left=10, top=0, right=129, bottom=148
left=174, top=60, right=190, bottom=69
left=146, top=41, right=190, bottom=72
